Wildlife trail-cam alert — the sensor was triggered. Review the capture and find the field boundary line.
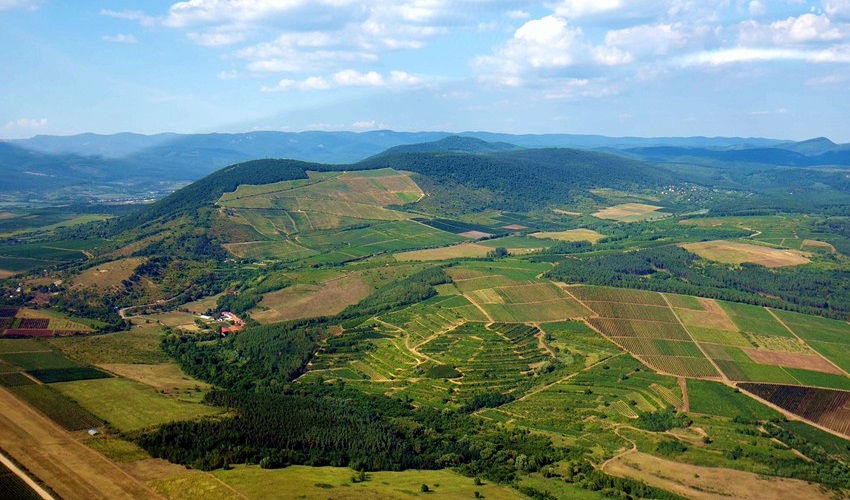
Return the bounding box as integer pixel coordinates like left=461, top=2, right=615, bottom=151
left=765, top=308, right=850, bottom=378
left=515, top=352, right=625, bottom=402
left=459, top=292, right=494, bottom=323
left=0, top=448, right=55, bottom=499
left=0, top=386, right=163, bottom=499
left=661, top=294, right=727, bottom=382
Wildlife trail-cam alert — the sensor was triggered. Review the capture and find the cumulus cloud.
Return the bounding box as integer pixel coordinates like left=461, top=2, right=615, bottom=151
left=739, top=14, right=846, bottom=45
left=102, top=34, right=138, bottom=44
left=3, top=117, right=47, bottom=131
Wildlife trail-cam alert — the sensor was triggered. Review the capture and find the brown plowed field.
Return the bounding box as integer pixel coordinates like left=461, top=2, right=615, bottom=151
left=743, top=348, right=843, bottom=375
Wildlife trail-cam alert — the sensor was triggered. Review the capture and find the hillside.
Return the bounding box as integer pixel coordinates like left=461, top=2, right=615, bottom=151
left=4, top=135, right=850, bottom=500
left=5, top=130, right=848, bottom=206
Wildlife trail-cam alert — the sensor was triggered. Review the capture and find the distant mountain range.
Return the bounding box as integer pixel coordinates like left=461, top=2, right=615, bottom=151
left=2, top=130, right=848, bottom=205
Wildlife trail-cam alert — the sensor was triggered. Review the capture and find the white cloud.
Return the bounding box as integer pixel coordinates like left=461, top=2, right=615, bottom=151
left=3, top=117, right=47, bottom=131
left=102, top=34, right=138, bottom=44
left=352, top=120, right=378, bottom=129
left=738, top=14, right=846, bottom=46
left=163, top=0, right=322, bottom=28
left=0, top=0, right=41, bottom=11
left=681, top=46, right=850, bottom=65
left=333, top=69, right=384, bottom=86
left=748, top=1, right=766, bottom=17
left=552, top=0, right=622, bottom=18
left=604, top=23, right=689, bottom=56
left=100, top=9, right=157, bottom=28
left=261, top=69, right=421, bottom=92
left=505, top=9, right=530, bottom=20
left=187, top=28, right=248, bottom=46
left=771, top=13, right=844, bottom=43
left=217, top=69, right=239, bottom=80
left=389, top=70, right=420, bottom=86
left=506, top=16, right=583, bottom=68
left=824, top=0, right=850, bottom=21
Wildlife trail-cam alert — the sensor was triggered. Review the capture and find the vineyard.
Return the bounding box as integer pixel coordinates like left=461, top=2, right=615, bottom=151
left=740, top=383, right=850, bottom=437
left=8, top=384, right=102, bottom=431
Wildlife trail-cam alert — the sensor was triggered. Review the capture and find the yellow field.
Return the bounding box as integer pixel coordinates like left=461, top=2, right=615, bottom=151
left=592, top=203, right=670, bottom=222
left=394, top=243, right=491, bottom=261
left=530, top=229, right=604, bottom=243
left=72, top=257, right=145, bottom=291
left=212, top=465, right=525, bottom=500
left=680, top=240, right=810, bottom=267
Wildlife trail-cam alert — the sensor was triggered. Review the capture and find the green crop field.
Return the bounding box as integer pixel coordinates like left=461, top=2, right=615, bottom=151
left=687, top=379, right=781, bottom=420
left=8, top=384, right=102, bottom=431
left=213, top=465, right=526, bottom=500
left=53, top=378, right=222, bottom=432
left=0, top=350, right=80, bottom=370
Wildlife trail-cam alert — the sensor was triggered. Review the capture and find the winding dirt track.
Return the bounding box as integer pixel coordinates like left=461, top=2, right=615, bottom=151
left=0, top=387, right=160, bottom=499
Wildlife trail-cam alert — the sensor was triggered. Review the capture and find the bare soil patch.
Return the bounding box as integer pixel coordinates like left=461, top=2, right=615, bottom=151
left=743, top=348, right=843, bottom=374
left=681, top=240, right=811, bottom=267
left=604, top=451, right=831, bottom=500
left=458, top=230, right=493, bottom=239
left=502, top=224, right=527, bottom=230
left=0, top=270, right=16, bottom=279
left=252, top=272, right=372, bottom=323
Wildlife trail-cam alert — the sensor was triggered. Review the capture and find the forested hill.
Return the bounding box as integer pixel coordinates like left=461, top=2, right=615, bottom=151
left=358, top=147, right=672, bottom=212
left=117, top=144, right=669, bottom=230
left=369, top=135, right=521, bottom=157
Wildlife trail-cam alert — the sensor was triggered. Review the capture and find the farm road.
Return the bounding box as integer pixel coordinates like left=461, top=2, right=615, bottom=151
left=0, top=387, right=160, bottom=499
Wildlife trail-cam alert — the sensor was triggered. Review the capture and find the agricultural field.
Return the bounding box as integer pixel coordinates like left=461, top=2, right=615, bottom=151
left=48, top=325, right=170, bottom=364
left=53, top=377, right=222, bottom=432
left=394, top=242, right=493, bottom=261
left=96, top=363, right=212, bottom=401
left=492, top=354, right=681, bottom=458
left=680, top=240, right=811, bottom=267
left=7, top=384, right=103, bottom=431
left=591, top=203, right=671, bottom=222
left=213, top=465, right=525, bottom=500
left=10, top=164, right=850, bottom=499
left=0, top=307, right=93, bottom=338
left=530, top=228, right=605, bottom=243
left=740, top=383, right=850, bottom=437
left=677, top=214, right=843, bottom=252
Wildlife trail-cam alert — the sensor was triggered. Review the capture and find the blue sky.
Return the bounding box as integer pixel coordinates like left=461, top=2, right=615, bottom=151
left=2, top=0, right=850, bottom=141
